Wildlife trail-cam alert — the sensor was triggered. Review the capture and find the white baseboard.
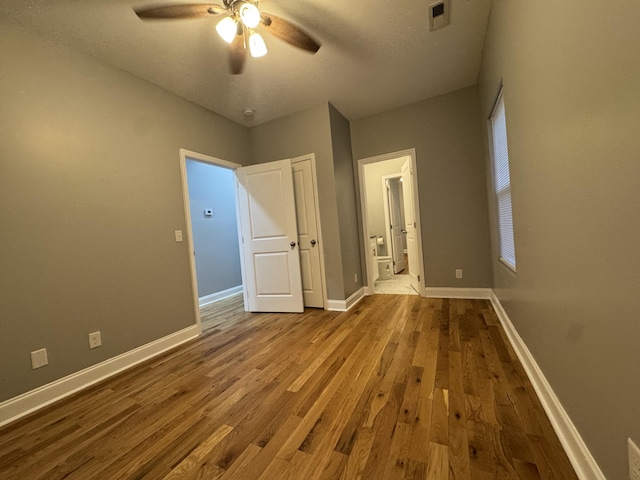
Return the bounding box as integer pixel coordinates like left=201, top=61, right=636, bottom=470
left=326, top=287, right=366, bottom=312
left=424, top=287, right=492, bottom=299
left=489, top=292, right=605, bottom=480
left=199, top=285, right=243, bottom=307
left=0, top=325, right=200, bottom=428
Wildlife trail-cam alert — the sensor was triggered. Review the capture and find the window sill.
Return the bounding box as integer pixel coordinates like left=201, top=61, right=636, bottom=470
left=499, top=257, right=517, bottom=275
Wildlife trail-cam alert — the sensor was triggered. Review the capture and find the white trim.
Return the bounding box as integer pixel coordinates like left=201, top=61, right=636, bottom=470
left=198, top=286, right=243, bottom=307
left=357, top=149, right=426, bottom=297
left=326, top=288, right=366, bottom=312
left=424, top=287, right=492, bottom=299
left=179, top=148, right=243, bottom=328
left=499, top=257, right=517, bottom=274
left=180, top=148, right=243, bottom=171
left=0, top=325, right=199, bottom=428
left=489, top=292, right=606, bottom=480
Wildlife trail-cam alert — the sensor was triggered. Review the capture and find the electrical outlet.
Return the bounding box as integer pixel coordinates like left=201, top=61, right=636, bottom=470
left=354, top=273, right=358, bottom=283
left=630, top=438, right=640, bottom=480
left=89, top=331, right=102, bottom=349
left=174, top=230, right=183, bottom=242
left=30, top=348, right=48, bottom=369
left=455, top=269, right=463, bottom=279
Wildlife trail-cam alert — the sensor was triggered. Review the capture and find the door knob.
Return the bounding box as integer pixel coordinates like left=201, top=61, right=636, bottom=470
left=290, top=241, right=296, bottom=248
left=310, top=239, right=317, bottom=246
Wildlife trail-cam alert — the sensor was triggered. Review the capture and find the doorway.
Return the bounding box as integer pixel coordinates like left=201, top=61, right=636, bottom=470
left=358, top=149, right=425, bottom=296
left=180, top=149, right=245, bottom=332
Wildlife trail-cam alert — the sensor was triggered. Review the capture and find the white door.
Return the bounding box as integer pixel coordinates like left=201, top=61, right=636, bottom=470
left=387, top=178, right=406, bottom=274
left=292, top=159, right=324, bottom=308
left=236, top=160, right=304, bottom=313
left=402, top=159, right=420, bottom=293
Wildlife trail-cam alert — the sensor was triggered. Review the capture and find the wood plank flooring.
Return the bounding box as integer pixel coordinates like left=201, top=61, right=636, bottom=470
left=0, top=295, right=578, bottom=479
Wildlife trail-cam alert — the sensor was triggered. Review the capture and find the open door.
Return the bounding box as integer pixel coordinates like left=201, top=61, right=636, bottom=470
left=292, top=158, right=325, bottom=308
left=236, top=159, right=304, bottom=313
left=402, top=159, right=420, bottom=293
left=387, top=178, right=407, bottom=274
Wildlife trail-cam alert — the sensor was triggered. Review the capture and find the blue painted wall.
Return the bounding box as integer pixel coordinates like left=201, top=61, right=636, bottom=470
left=186, top=160, right=242, bottom=298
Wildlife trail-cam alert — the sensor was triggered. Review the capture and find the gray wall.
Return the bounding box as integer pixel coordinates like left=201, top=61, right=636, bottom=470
left=186, top=160, right=242, bottom=298
left=351, top=87, right=493, bottom=288
left=363, top=158, right=406, bottom=257
left=248, top=105, right=347, bottom=301
left=478, top=2, right=640, bottom=478
left=0, top=23, right=249, bottom=402
left=328, top=105, right=362, bottom=298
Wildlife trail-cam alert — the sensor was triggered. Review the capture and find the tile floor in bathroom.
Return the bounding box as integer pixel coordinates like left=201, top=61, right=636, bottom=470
left=373, top=273, right=419, bottom=295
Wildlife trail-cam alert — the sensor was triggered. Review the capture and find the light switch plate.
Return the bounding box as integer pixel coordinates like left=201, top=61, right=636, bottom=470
left=174, top=230, right=183, bottom=242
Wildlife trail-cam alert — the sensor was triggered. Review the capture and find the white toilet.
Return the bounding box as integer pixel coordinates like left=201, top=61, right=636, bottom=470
left=376, top=256, right=393, bottom=280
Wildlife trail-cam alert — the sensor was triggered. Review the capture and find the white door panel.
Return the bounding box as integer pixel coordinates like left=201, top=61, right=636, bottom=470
left=237, top=160, right=303, bottom=312
left=254, top=252, right=292, bottom=294
left=246, top=170, right=289, bottom=238
left=402, top=159, right=420, bottom=293
left=292, top=159, right=324, bottom=308
left=388, top=178, right=406, bottom=274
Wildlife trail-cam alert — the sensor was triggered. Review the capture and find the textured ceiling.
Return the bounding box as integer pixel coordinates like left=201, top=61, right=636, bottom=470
left=1, top=0, right=493, bottom=125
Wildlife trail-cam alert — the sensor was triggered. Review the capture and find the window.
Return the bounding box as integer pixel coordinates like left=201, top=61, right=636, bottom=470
left=489, top=88, right=516, bottom=270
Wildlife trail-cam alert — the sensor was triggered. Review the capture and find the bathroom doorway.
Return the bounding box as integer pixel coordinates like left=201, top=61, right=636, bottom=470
left=357, top=149, right=424, bottom=296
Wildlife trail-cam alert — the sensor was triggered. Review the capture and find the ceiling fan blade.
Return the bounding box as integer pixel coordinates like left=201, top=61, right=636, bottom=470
left=134, top=4, right=225, bottom=19
left=229, top=30, right=247, bottom=74
left=260, top=13, right=321, bottom=53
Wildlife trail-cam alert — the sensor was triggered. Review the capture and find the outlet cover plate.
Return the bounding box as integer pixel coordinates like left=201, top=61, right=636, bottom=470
left=89, top=331, right=102, bottom=349
left=30, top=348, right=48, bottom=369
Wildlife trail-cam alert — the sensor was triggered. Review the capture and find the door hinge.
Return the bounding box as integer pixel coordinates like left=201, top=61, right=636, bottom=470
left=414, top=222, right=417, bottom=228
left=418, top=275, right=420, bottom=282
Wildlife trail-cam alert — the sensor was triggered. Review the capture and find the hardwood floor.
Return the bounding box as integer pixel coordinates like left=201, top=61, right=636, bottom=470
left=0, top=295, right=578, bottom=479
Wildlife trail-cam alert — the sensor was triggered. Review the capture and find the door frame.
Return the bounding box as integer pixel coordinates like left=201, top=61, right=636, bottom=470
left=291, top=153, right=328, bottom=309
left=357, top=148, right=426, bottom=296
left=179, top=148, right=242, bottom=334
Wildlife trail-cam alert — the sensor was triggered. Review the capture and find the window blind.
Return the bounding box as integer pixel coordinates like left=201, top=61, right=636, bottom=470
left=490, top=91, right=516, bottom=270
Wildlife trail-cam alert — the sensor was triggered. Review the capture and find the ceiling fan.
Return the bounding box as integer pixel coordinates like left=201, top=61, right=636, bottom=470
left=134, top=1, right=321, bottom=74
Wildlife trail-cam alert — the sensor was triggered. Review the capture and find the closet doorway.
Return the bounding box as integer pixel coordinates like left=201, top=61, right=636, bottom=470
left=180, top=150, right=244, bottom=332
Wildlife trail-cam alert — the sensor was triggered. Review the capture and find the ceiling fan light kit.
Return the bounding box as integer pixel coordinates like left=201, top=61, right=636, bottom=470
left=238, top=2, right=260, bottom=28
left=134, top=1, right=321, bottom=74
left=215, top=16, right=237, bottom=43
left=216, top=2, right=267, bottom=57
left=249, top=32, right=267, bottom=57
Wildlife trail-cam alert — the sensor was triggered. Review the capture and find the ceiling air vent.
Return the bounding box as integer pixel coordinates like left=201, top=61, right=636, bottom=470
left=429, top=0, right=451, bottom=31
